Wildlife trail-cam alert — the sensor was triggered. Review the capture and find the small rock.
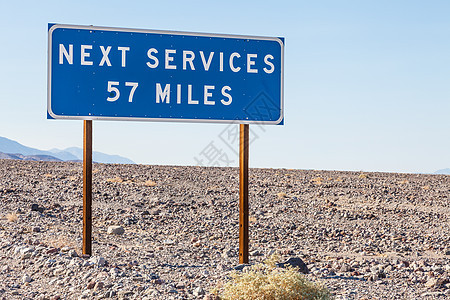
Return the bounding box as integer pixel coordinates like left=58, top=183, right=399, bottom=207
left=32, top=227, right=41, bottom=233
left=152, top=278, right=164, bottom=284
left=22, top=275, right=32, bottom=283
left=105, top=291, right=116, bottom=297
left=46, top=248, right=59, bottom=254
left=107, top=226, right=125, bottom=235
left=93, top=281, right=104, bottom=291
left=384, top=265, right=393, bottom=273
left=150, top=208, right=161, bottom=215
left=88, top=256, right=107, bottom=267
left=69, top=249, right=78, bottom=257
left=31, top=203, right=44, bottom=213
left=234, top=264, right=251, bottom=271
left=222, top=248, right=234, bottom=258
left=118, top=290, right=133, bottom=297
left=340, top=264, right=353, bottom=273
left=109, top=268, right=119, bottom=278
left=19, top=247, right=34, bottom=259
left=87, top=279, right=96, bottom=289
left=60, top=246, right=71, bottom=252
left=163, top=239, right=175, bottom=245
left=425, top=278, right=438, bottom=288
left=193, top=286, right=205, bottom=296
left=21, top=252, right=32, bottom=259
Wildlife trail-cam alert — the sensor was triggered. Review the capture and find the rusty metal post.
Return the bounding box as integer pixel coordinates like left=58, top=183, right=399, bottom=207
left=239, top=124, right=249, bottom=264
left=83, top=120, right=93, bottom=255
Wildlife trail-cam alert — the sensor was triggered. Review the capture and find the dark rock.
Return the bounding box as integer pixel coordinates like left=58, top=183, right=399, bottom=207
left=46, top=248, right=58, bottom=254
left=277, top=257, right=309, bottom=274
left=234, top=264, right=251, bottom=271
left=87, top=279, right=96, bottom=289
left=31, top=204, right=44, bottom=213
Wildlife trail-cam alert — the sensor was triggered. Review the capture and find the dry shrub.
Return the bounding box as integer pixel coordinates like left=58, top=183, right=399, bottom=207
left=358, top=173, right=368, bottom=179
left=6, top=213, right=18, bottom=222
left=44, top=235, right=80, bottom=253
left=216, top=255, right=331, bottom=300
left=398, top=180, right=409, bottom=185
left=311, top=177, right=323, bottom=185
left=277, top=192, right=288, bottom=198
left=144, top=180, right=157, bottom=187
left=106, top=177, right=123, bottom=183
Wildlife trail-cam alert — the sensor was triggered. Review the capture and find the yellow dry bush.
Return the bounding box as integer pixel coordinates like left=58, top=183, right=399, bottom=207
left=106, top=177, right=123, bottom=183
left=277, top=192, right=288, bottom=198
left=44, top=235, right=80, bottom=253
left=144, top=180, right=157, bottom=187
left=6, top=213, right=18, bottom=222
left=216, top=255, right=331, bottom=300
left=358, top=173, right=368, bottom=179
left=311, top=177, right=323, bottom=185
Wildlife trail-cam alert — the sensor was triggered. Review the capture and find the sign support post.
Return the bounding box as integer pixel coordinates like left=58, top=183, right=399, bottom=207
left=239, top=124, right=249, bottom=264
left=83, top=120, right=93, bottom=255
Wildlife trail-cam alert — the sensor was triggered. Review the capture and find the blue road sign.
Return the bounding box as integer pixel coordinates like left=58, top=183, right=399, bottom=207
left=48, top=24, right=284, bottom=124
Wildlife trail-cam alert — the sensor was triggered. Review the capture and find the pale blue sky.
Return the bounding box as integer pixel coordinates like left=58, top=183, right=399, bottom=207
left=0, top=1, right=449, bottom=173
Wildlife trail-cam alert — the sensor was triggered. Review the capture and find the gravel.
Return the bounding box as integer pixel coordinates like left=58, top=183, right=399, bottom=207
left=0, top=159, right=449, bottom=299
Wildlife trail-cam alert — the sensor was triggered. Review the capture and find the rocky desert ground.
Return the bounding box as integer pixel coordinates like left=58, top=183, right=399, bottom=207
left=0, top=159, right=449, bottom=299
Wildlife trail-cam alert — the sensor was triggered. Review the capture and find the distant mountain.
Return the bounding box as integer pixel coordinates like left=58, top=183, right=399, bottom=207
left=0, top=136, right=51, bottom=156
left=52, top=147, right=135, bottom=164
left=47, top=148, right=79, bottom=161
left=0, top=152, right=23, bottom=160
left=0, top=136, right=134, bottom=164
left=434, top=168, right=450, bottom=175
left=0, top=152, right=62, bottom=162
